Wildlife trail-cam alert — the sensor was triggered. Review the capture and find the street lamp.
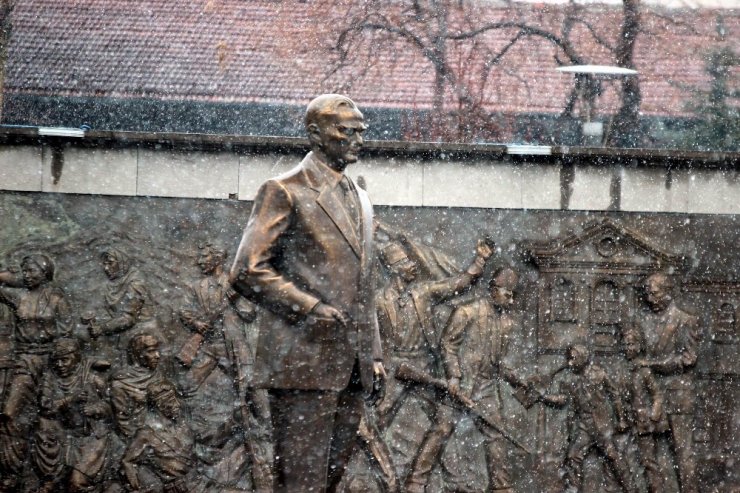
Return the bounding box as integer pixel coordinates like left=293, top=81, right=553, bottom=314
left=556, top=65, right=638, bottom=146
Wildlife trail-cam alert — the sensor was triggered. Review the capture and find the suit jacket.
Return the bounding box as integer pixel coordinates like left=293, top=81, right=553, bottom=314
left=230, top=152, right=382, bottom=391
left=440, top=299, right=517, bottom=404
left=641, top=303, right=699, bottom=415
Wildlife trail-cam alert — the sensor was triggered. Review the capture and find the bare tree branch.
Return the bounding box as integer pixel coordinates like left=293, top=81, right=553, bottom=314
left=448, top=22, right=584, bottom=64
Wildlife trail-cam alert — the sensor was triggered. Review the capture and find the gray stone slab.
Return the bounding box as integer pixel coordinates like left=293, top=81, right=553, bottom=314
left=520, top=162, right=561, bottom=210
left=138, top=149, right=238, bottom=199
left=42, top=147, right=137, bottom=195
left=346, top=157, right=423, bottom=206
left=569, top=165, right=613, bottom=211
left=422, top=160, right=523, bottom=209
left=0, top=146, right=42, bottom=191
left=621, top=167, right=690, bottom=213
left=238, top=154, right=299, bottom=200
left=688, top=169, right=740, bottom=215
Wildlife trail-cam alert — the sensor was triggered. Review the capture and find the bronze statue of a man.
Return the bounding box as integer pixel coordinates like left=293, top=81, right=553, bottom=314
left=230, top=94, right=385, bottom=492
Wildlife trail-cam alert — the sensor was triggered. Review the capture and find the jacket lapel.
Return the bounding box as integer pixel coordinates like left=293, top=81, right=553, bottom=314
left=316, top=185, right=362, bottom=259
left=303, top=154, right=363, bottom=259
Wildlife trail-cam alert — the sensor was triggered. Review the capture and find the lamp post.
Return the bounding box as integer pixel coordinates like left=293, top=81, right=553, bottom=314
left=556, top=65, right=638, bottom=146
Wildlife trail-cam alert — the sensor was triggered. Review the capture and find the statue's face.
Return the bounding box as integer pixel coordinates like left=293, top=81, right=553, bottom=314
left=393, top=259, right=418, bottom=283
left=491, top=285, right=514, bottom=309
left=623, top=336, right=640, bottom=360
left=137, top=339, right=161, bottom=370
left=317, top=108, right=366, bottom=170
left=644, top=277, right=670, bottom=312
left=21, top=260, right=46, bottom=289
left=197, top=250, right=220, bottom=275
left=567, top=348, right=589, bottom=372
left=102, top=254, right=122, bottom=280
left=53, top=352, right=80, bottom=377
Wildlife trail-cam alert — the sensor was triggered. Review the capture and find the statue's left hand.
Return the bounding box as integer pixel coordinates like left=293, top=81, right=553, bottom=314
left=368, top=362, right=386, bottom=406
left=476, top=238, right=494, bottom=260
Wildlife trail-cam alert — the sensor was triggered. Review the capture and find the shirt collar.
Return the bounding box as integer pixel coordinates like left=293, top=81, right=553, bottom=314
left=308, top=151, right=345, bottom=188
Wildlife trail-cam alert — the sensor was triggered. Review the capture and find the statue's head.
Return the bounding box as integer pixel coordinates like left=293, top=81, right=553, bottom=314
left=566, top=344, right=590, bottom=373
left=489, top=267, right=518, bottom=309
left=100, top=247, right=130, bottom=281
left=197, top=242, right=227, bottom=275
left=129, top=333, right=161, bottom=370
left=622, top=326, right=644, bottom=361
left=51, top=338, right=82, bottom=377
left=380, top=242, right=417, bottom=283
left=642, top=273, right=673, bottom=313
left=305, top=94, right=367, bottom=171
left=21, top=253, right=55, bottom=288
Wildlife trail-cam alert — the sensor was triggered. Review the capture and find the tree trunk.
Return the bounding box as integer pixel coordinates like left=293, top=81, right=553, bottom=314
left=606, top=0, right=641, bottom=147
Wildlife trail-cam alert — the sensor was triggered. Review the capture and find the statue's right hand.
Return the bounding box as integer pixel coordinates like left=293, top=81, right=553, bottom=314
left=309, top=303, right=349, bottom=327
left=476, top=238, right=495, bottom=259
left=305, top=303, right=349, bottom=342
left=87, top=323, right=102, bottom=339
left=448, top=377, right=461, bottom=397
left=193, top=320, right=211, bottom=335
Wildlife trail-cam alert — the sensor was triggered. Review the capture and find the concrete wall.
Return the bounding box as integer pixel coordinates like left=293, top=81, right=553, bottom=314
left=1, top=141, right=738, bottom=214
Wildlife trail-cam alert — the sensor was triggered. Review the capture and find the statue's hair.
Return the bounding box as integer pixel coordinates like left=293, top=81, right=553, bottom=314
left=489, top=267, right=519, bottom=291
left=643, top=272, right=673, bottom=291
left=199, top=242, right=227, bottom=260
left=52, top=337, right=82, bottom=358
left=622, top=325, right=645, bottom=348
left=566, top=343, right=590, bottom=362
left=128, top=333, right=159, bottom=364
left=305, top=94, right=358, bottom=129
left=21, top=253, right=55, bottom=281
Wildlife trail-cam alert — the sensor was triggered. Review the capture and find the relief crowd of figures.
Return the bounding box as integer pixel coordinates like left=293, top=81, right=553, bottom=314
left=0, top=232, right=700, bottom=493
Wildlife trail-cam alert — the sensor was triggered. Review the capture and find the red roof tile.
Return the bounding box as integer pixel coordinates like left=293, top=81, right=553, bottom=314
left=4, top=0, right=738, bottom=118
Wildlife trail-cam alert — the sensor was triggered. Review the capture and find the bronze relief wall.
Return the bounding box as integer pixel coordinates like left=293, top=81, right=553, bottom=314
left=0, top=191, right=736, bottom=492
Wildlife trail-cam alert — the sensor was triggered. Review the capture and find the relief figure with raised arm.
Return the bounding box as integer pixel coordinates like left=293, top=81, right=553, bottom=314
left=0, top=254, right=73, bottom=489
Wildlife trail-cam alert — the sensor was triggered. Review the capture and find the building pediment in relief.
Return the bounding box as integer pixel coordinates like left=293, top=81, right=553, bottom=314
left=526, top=219, right=686, bottom=274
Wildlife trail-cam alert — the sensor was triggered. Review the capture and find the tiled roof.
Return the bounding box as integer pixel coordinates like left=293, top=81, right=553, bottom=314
left=4, top=0, right=738, bottom=118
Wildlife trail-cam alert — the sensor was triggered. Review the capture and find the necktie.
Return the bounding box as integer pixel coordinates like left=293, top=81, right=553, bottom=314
left=339, top=176, right=360, bottom=230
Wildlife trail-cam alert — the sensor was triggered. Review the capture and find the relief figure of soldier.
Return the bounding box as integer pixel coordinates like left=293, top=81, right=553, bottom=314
left=539, top=345, right=637, bottom=493
left=177, top=242, right=272, bottom=492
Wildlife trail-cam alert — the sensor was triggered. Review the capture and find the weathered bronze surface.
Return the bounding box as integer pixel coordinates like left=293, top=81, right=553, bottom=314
left=0, top=190, right=737, bottom=492
left=229, top=94, right=384, bottom=492
left=0, top=101, right=737, bottom=492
